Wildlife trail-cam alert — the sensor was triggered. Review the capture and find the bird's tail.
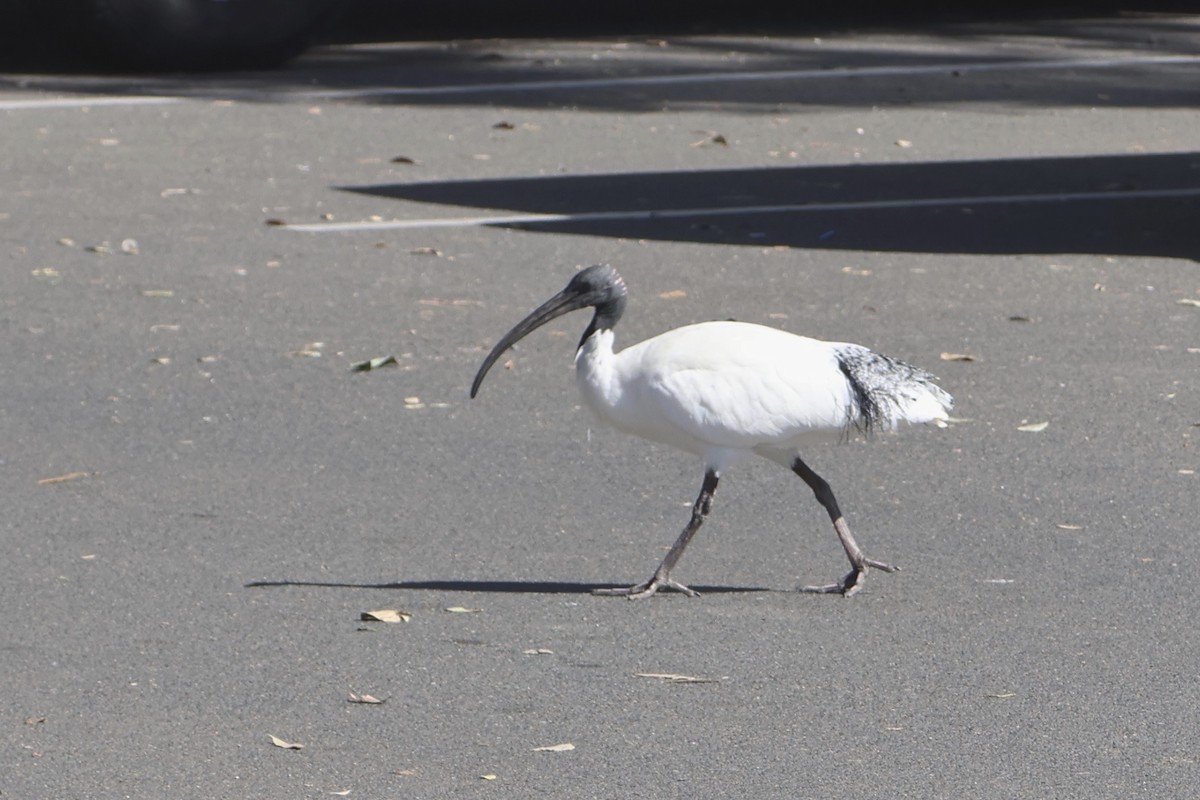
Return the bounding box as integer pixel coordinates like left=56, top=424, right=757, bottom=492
left=837, top=346, right=954, bottom=433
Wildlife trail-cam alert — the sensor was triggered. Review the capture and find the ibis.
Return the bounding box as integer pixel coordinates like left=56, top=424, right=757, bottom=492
left=471, top=264, right=952, bottom=599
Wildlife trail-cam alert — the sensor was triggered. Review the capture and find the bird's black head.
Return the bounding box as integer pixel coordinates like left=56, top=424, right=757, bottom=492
left=470, top=264, right=629, bottom=399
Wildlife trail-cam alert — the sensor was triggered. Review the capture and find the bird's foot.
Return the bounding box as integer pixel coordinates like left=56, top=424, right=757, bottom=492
left=593, top=574, right=699, bottom=600
left=801, top=558, right=898, bottom=597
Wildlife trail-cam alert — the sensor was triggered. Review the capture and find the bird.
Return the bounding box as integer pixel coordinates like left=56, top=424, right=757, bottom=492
left=470, top=264, right=952, bottom=599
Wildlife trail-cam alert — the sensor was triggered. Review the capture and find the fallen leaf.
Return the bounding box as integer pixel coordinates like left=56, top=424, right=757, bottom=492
left=360, top=609, right=412, bottom=623
left=481, top=774, right=498, bottom=781
left=522, top=648, right=554, bottom=655
left=445, top=606, right=481, bottom=613
left=939, top=352, right=976, bottom=362
left=532, top=743, right=575, bottom=752
left=264, top=218, right=287, bottom=227
left=634, top=672, right=719, bottom=684
left=1177, top=298, right=1200, bottom=308
left=329, top=791, right=350, bottom=797
left=348, top=693, right=385, bottom=704
left=689, top=131, right=729, bottom=147
left=25, top=716, right=46, bottom=725
left=1180, top=469, right=1196, bottom=475
left=492, top=121, right=515, bottom=130
left=403, top=396, right=422, bottom=406
left=350, top=355, right=398, bottom=373
left=895, top=139, right=913, bottom=148
left=38, top=471, right=88, bottom=486
left=141, top=289, right=174, bottom=297
left=1017, top=421, right=1049, bottom=432
left=1056, top=523, right=1084, bottom=530
left=292, top=341, right=325, bottom=358
left=658, top=289, right=687, bottom=299
left=269, top=735, right=303, bottom=750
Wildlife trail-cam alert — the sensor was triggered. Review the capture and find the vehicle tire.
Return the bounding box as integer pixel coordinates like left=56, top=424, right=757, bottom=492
left=61, top=0, right=346, bottom=71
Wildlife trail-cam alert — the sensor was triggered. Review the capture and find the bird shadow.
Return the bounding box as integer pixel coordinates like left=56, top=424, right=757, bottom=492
left=244, top=578, right=771, bottom=594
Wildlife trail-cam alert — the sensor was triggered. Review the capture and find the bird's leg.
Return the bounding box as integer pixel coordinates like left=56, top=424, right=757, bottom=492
left=790, top=457, right=897, bottom=596
left=594, top=469, right=719, bottom=600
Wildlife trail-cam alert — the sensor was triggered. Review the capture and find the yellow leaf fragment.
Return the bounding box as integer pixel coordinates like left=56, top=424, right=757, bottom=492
left=532, top=743, right=575, bottom=752
left=38, top=471, right=89, bottom=486
left=360, top=609, right=411, bottom=623
left=1177, top=298, right=1200, bottom=308
left=939, top=352, right=976, bottom=362
left=269, top=735, right=303, bottom=750
left=445, top=606, right=482, bottom=613
left=1056, top=523, right=1083, bottom=531
left=1017, top=421, right=1049, bottom=432
left=481, top=774, right=498, bottom=781
left=657, top=289, right=687, bottom=299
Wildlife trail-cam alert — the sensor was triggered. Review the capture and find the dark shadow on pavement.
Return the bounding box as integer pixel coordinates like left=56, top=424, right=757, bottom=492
left=341, top=151, right=1200, bottom=259
left=2, top=3, right=1198, bottom=113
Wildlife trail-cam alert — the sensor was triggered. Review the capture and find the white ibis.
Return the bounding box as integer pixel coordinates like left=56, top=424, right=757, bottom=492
left=471, top=264, right=952, bottom=599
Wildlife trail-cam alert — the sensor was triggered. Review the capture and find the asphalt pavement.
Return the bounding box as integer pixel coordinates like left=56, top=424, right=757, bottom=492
left=2, top=6, right=1199, bottom=799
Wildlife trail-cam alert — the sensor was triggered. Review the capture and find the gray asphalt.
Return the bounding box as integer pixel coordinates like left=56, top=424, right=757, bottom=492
left=3, top=8, right=1199, bottom=799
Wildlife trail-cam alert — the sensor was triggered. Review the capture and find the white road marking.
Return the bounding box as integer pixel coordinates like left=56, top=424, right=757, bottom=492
left=0, top=95, right=180, bottom=111
left=293, top=54, right=1200, bottom=101
left=282, top=186, right=1200, bottom=233
left=2, top=52, right=1198, bottom=109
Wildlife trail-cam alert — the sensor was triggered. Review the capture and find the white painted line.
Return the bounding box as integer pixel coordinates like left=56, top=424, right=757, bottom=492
left=0, top=95, right=180, bottom=111
left=294, top=54, right=1200, bottom=101
left=282, top=186, right=1200, bottom=233
left=2, top=53, right=1196, bottom=109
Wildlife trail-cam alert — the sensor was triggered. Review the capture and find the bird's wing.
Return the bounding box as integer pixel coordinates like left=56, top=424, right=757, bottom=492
left=627, top=322, right=855, bottom=449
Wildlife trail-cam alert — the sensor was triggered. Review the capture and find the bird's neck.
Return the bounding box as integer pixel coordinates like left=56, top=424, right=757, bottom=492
left=574, top=327, right=619, bottom=412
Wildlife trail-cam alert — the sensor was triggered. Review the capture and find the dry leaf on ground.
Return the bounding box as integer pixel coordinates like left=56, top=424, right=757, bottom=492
left=348, top=693, right=385, bottom=704
left=38, top=471, right=88, bottom=486
left=634, top=672, right=719, bottom=684
left=360, top=610, right=412, bottom=623
left=1017, top=421, right=1049, bottom=432
left=269, top=735, right=303, bottom=750
left=532, top=743, right=575, bottom=752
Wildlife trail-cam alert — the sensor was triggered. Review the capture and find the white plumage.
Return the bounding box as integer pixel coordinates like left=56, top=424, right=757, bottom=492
left=472, top=264, right=952, bottom=599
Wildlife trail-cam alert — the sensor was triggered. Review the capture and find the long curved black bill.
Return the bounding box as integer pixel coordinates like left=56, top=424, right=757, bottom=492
left=470, top=287, right=590, bottom=398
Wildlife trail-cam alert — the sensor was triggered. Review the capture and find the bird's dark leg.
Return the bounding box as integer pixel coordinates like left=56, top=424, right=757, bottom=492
left=594, top=469, right=719, bottom=600
left=790, top=457, right=897, bottom=597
